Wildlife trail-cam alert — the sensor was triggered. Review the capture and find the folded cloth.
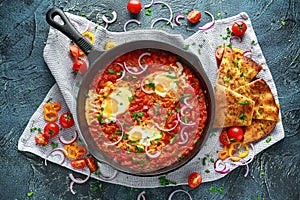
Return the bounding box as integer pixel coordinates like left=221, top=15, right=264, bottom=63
left=18, top=12, right=284, bottom=188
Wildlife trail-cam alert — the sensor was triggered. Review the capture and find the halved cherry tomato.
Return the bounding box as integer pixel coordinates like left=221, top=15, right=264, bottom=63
left=59, top=113, right=74, bottom=128
left=70, top=45, right=84, bottom=59
left=35, top=133, right=49, bottom=146
left=188, top=172, right=202, bottom=188
left=85, top=156, right=98, bottom=172
left=231, top=21, right=247, bottom=36
left=71, top=158, right=87, bottom=169
left=227, top=126, right=244, bottom=142
left=127, top=0, right=142, bottom=15
left=44, top=122, right=60, bottom=139
left=219, top=130, right=230, bottom=146
left=72, top=59, right=87, bottom=75
left=215, top=46, right=225, bottom=65
left=187, top=10, right=201, bottom=24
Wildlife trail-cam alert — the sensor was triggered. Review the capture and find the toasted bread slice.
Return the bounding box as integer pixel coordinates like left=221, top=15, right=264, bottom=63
left=243, top=119, right=277, bottom=143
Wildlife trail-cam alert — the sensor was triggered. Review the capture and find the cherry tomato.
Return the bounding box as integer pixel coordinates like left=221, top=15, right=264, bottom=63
left=70, top=45, right=84, bottom=59
left=188, top=172, right=202, bottom=188
left=127, top=0, right=142, bottom=15
left=215, top=46, right=225, bottom=65
left=231, top=21, right=247, bottom=36
left=227, top=126, right=244, bottom=142
left=44, top=122, right=60, bottom=139
left=187, top=10, right=201, bottom=24
left=59, top=113, right=75, bottom=128
left=72, top=59, right=87, bottom=75
left=85, top=156, right=98, bottom=172
left=35, top=133, right=49, bottom=146
left=219, top=130, right=231, bottom=146
left=70, top=158, right=87, bottom=169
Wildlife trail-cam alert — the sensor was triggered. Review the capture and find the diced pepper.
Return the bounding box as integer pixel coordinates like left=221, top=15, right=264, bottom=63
left=218, top=145, right=230, bottom=160
left=228, top=142, right=249, bottom=161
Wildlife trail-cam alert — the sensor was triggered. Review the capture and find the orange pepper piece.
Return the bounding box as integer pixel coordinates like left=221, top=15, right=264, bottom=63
left=43, top=102, right=61, bottom=122
left=228, top=142, right=249, bottom=162
left=218, top=145, right=230, bottom=160
left=76, top=146, right=87, bottom=157
left=64, top=142, right=87, bottom=159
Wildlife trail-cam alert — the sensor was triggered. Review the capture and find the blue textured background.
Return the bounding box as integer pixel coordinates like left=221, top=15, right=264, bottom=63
left=0, top=0, right=299, bottom=199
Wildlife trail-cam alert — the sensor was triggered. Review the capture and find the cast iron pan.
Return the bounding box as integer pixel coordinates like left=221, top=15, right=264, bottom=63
left=46, top=7, right=215, bottom=176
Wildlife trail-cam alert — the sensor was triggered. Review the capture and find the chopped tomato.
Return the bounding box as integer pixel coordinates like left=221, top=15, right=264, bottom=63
left=127, top=0, right=142, bottom=15
left=70, top=45, right=84, bottom=59
left=44, top=122, right=60, bottom=139
left=59, top=113, right=74, bottom=128
left=219, top=130, right=230, bottom=146
left=231, top=21, right=247, bottom=36
left=85, top=156, right=98, bottom=172
left=188, top=172, right=202, bottom=188
left=227, top=126, right=244, bottom=142
left=72, top=59, right=87, bottom=75
left=71, top=158, right=87, bottom=169
left=187, top=10, right=201, bottom=24
left=35, top=133, right=49, bottom=146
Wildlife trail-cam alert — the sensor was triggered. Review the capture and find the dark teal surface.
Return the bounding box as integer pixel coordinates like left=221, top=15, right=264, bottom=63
left=1, top=0, right=299, bottom=199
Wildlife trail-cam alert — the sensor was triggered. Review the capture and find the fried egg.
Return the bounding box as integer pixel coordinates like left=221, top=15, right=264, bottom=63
left=101, top=85, right=132, bottom=124
left=152, top=72, right=178, bottom=98
left=127, top=125, right=162, bottom=146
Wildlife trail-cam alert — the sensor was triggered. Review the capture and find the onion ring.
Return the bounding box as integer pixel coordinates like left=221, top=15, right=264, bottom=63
left=44, top=148, right=67, bottom=166
left=141, top=76, right=154, bottom=94
left=168, top=189, right=192, bottom=200
left=59, top=130, right=79, bottom=145
left=69, top=170, right=91, bottom=184
left=153, top=1, right=173, bottom=23
left=145, top=145, right=161, bottom=158
left=138, top=52, right=151, bottom=70
left=124, top=19, right=141, bottom=32
left=69, top=178, right=82, bottom=194
left=115, top=63, right=126, bottom=81
left=104, top=120, right=124, bottom=146
left=151, top=18, right=174, bottom=29
left=178, top=126, right=189, bottom=145
left=198, top=11, right=215, bottom=31
left=154, top=120, right=179, bottom=132
left=177, top=113, right=196, bottom=126
left=124, top=62, right=148, bottom=75
left=144, top=0, right=154, bottom=9
left=242, top=50, right=253, bottom=58
left=230, top=35, right=242, bottom=43
left=102, top=11, right=117, bottom=24
left=183, top=97, right=193, bottom=109
left=174, top=14, right=185, bottom=26
left=214, top=159, right=230, bottom=174
left=137, top=191, right=146, bottom=200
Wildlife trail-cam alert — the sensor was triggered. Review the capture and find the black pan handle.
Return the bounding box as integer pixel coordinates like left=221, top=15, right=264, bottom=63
left=46, top=7, right=93, bottom=55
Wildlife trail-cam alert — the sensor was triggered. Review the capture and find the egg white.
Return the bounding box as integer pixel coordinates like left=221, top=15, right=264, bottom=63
left=127, top=125, right=162, bottom=146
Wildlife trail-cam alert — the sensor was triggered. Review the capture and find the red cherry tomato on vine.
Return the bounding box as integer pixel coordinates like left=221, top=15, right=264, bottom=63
left=71, top=158, right=87, bottom=169
left=72, top=59, right=87, bottom=75
left=188, top=172, right=202, bottom=188
left=35, top=133, right=49, bottom=146
left=219, top=130, right=231, bottom=146
left=59, top=113, right=75, bottom=128
left=231, top=21, right=247, bottom=36
left=227, top=126, right=244, bottom=142
left=187, top=10, right=201, bottom=24
left=44, top=122, right=60, bottom=139
left=127, top=0, right=142, bottom=15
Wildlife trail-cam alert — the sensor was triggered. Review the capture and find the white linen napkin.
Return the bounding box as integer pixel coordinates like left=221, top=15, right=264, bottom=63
left=18, top=12, right=285, bottom=188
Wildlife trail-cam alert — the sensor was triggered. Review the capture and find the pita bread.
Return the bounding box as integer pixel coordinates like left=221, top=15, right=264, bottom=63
left=213, top=84, right=255, bottom=128
left=243, top=119, right=277, bottom=143
left=235, top=78, right=280, bottom=122
left=216, top=47, right=263, bottom=90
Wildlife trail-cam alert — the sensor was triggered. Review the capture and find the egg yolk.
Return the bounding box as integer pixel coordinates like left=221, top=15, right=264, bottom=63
left=129, top=131, right=142, bottom=141
left=103, top=98, right=118, bottom=115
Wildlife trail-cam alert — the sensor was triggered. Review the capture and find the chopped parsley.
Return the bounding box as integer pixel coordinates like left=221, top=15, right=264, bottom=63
left=108, top=68, right=117, bottom=74
left=27, top=191, right=34, bottom=197
left=144, top=82, right=155, bottom=91
left=145, top=8, right=152, bottom=16
left=238, top=101, right=249, bottom=105
left=170, top=134, right=178, bottom=144
left=51, top=142, right=58, bottom=149
left=217, top=12, right=221, bottom=19
left=166, top=74, right=177, bottom=79
left=281, top=20, right=286, bottom=26
left=266, top=137, right=272, bottom=143
left=128, top=95, right=137, bottom=103
left=159, top=176, right=177, bottom=186
left=183, top=44, right=190, bottom=50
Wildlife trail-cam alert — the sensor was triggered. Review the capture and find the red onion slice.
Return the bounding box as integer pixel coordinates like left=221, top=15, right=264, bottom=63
left=183, top=97, right=193, bottom=109
left=174, top=14, right=185, bottom=26
left=177, top=113, right=196, bottom=126
left=124, top=19, right=141, bottom=32
left=102, top=11, right=117, bottom=24
left=124, top=62, right=148, bottom=75
left=145, top=145, right=161, bottom=158
left=178, top=126, right=189, bottom=145
left=141, top=76, right=154, bottom=94
left=138, top=52, right=151, bottom=70
left=198, top=11, right=215, bottom=31
left=69, top=170, right=91, bottom=184
left=104, top=120, right=124, bottom=146
left=44, top=148, right=67, bottom=166
left=144, top=0, right=154, bottom=9
left=137, top=191, right=146, bottom=200
left=242, top=50, right=252, bottom=58
left=214, top=159, right=230, bottom=174
left=230, top=35, right=242, bottom=43
left=153, top=1, right=173, bottom=23
left=151, top=18, right=174, bottom=29
left=115, top=63, right=126, bottom=81
left=59, top=130, right=79, bottom=145
left=154, top=120, right=179, bottom=132
left=69, top=178, right=83, bottom=194
left=168, top=189, right=192, bottom=200
left=70, top=18, right=90, bottom=34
